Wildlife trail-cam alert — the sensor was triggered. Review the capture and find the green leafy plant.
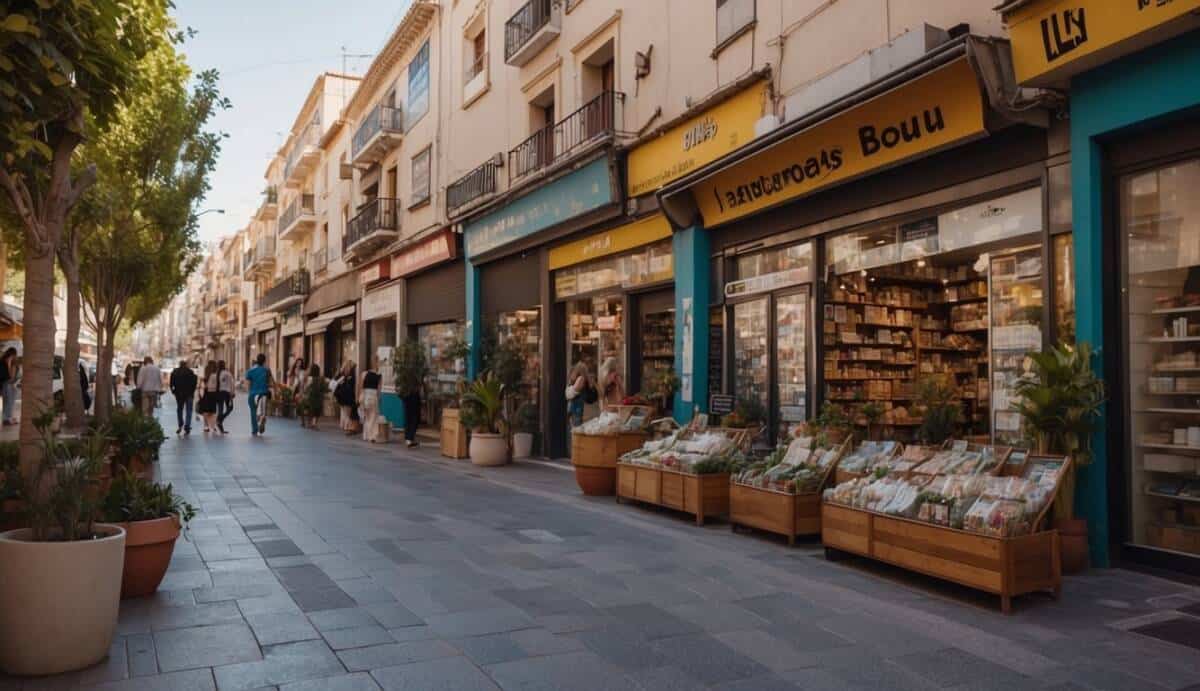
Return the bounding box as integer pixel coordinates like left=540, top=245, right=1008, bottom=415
left=485, top=335, right=527, bottom=397
left=297, top=378, right=327, bottom=419
left=512, top=402, right=539, bottom=435
left=860, top=402, right=886, bottom=441
left=648, top=369, right=681, bottom=407
left=101, top=468, right=196, bottom=526
left=393, top=340, right=429, bottom=397
left=724, top=397, right=766, bottom=429
left=691, top=452, right=748, bottom=475
left=1012, top=342, right=1105, bottom=519
left=915, top=376, right=961, bottom=445
left=24, top=413, right=111, bottom=542
left=103, top=406, right=166, bottom=468
left=810, top=402, right=852, bottom=444
left=461, top=372, right=507, bottom=434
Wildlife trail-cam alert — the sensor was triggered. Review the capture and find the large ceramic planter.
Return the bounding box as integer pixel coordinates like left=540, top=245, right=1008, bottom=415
left=118, top=515, right=181, bottom=599
left=512, top=432, right=534, bottom=459
left=469, top=432, right=509, bottom=467
left=0, top=524, right=126, bottom=676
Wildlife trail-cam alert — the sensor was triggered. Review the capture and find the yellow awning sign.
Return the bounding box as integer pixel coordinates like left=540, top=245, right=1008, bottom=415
left=692, top=58, right=986, bottom=228
left=549, top=213, right=672, bottom=270
left=1005, top=0, right=1200, bottom=86
left=627, top=81, right=768, bottom=198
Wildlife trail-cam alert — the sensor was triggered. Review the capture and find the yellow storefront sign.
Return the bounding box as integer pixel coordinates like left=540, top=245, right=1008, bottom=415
left=627, top=81, right=768, bottom=197
left=693, top=58, right=986, bottom=228
left=548, top=213, right=672, bottom=270
left=1006, top=0, right=1200, bottom=86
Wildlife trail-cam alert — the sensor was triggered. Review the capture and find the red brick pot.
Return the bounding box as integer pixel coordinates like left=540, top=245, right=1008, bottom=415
left=118, top=515, right=181, bottom=599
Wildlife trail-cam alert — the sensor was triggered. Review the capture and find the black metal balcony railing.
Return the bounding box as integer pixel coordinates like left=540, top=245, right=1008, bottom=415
left=279, top=194, right=315, bottom=232
left=344, top=197, right=400, bottom=253
left=352, top=103, right=404, bottom=159
left=261, top=269, right=310, bottom=308
left=447, top=158, right=500, bottom=217
left=509, top=90, right=623, bottom=182
left=465, top=51, right=487, bottom=83
left=505, top=0, right=553, bottom=62
left=264, top=186, right=278, bottom=204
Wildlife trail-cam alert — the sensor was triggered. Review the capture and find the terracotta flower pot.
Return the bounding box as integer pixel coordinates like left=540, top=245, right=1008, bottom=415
left=574, top=466, right=616, bottom=496
left=1055, top=517, right=1090, bottom=574
left=118, top=515, right=181, bottom=599
left=469, top=432, right=509, bottom=467
left=0, top=524, right=125, bottom=676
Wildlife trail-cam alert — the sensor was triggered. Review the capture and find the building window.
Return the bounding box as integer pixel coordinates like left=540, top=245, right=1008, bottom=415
left=406, top=40, right=430, bottom=130
left=716, top=0, right=754, bottom=47
left=411, top=147, right=431, bottom=207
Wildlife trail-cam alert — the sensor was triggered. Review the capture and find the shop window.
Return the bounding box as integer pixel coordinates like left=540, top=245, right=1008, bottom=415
left=411, top=147, right=431, bottom=208
left=1121, top=157, right=1200, bottom=559
left=417, top=321, right=466, bottom=430
left=495, top=308, right=542, bottom=434
left=554, top=238, right=672, bottom=299
left=1054, top=233, right=1075, bottom=343
left=567, top=296, right=624, bottom=420
left=406, top=40, right=430, bottom=130
left=715, top=0, right=754, bottom=48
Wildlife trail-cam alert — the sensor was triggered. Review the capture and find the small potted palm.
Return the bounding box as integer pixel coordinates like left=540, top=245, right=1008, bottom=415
left=1012, top=342, right=1104, bottom=573
left=462, top=371, right=509, bottom=467
left=915, top=376, right=962, bottom=446
left=102, top=469, right=196, bottom=599
left=511, top=402, right=538, bottom=459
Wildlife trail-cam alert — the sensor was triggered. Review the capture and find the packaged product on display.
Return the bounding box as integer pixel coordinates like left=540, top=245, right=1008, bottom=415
left=837, top=440, right=903, bottom=474
left=619, top=429, right=745, bottom=474
left=574, top=411, right=624, bottom=436
left=733, top=436, right=847, bottom=493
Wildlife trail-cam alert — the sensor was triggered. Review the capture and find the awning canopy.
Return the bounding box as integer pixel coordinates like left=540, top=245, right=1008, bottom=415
left=304, top=305, right=355, bottom=335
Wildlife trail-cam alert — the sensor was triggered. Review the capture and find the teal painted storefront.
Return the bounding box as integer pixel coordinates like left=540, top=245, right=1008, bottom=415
left=672, top=227, right=710, bottom=423
left=1069, top=31, right=1200, bottom=567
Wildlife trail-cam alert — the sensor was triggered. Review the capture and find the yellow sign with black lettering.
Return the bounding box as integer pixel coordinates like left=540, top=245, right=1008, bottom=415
left=549, top=213, right=672, bottom=270
left=627, top=81, right=768, bottom=198
left=1006, top=0, right=1200, bottom=86
left=692, top=58, right=986, bottom=229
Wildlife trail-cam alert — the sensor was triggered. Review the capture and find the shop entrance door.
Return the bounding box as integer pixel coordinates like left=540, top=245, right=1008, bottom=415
left=631, top=289, right=674, bottom=411
left=731, top=287, right=810, bottom=445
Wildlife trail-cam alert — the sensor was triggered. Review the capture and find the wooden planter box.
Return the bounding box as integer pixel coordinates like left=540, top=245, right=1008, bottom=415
left=729, top=485, right=821, bottom=545
left=821, top=503, right=1061, bottom=613
left=616, top=463, right=729, bottom=525
left=572, top=431, right=649, bottom=496
left=440, top=408, right=468, bottom=459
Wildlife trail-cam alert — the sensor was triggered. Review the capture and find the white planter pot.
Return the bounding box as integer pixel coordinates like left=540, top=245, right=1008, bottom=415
left=0, top=524, right=126, bottom=676
left=469, top=432, right=509, bottom=467
left=512, top=432, right=534, bottom=459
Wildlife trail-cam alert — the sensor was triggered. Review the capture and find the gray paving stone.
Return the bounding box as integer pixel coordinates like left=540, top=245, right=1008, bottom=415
left=337, top=640, right=461, bottom=672
left=291, top=586, right=357, bottom=612
left=424, top=607, right=535, bottom=639
left=322, top=624, right=396, bottom=650
left=245, top=612, right=320, bottom=646
left=571, top=628, right=668, bottom=670
left=370, top=657, right=500, bottom=691
left=154, top=622, right=261, bottom=672
left=484, top=651, right=637, bottom=691
left=493, top=586, right=596, bottom=617
left=309, top=607, right=380, bottom=632
left=649, top=633, right=768, bottom=685
left=279, top=672, right=382, bottom=691
left=621, top=665, right=707, bottom=691
left=237, top=593, right=304, bottom=617
left=125, top=632, right=159, bottom=677
left=665, top=601, right=770, bottom=634
left=195, top=583, right=283, bottom=604
left=892, top=647, right=1034, bottom=687
left=86, top=668, right=217, bottom=691
left=364, top=602, right=423, bottom=629
left=715, top=629, right=815, bottom=673
left=256, top=540, right=304, bottom=558
left=213, top=640, right=345, bottom=691
left=452, top=628, right=584, bottom=666
left=274, top=565, right=338, bottom=592
left=599, top=604, right=702, bottom=641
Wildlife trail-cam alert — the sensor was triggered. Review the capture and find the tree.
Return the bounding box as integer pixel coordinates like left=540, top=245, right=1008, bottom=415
left=77, top=42, right=226, bottom=422
left=0, top=0, right=172, bottom=470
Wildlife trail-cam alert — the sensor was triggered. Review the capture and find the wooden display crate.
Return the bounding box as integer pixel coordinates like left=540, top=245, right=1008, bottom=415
left=616, top=464, right=730, bottom=525
left=730, top=437, right=849, bottom=545
left=821, top=503, right=1061, bottom=613
left=440, top=408, right=468, bottom=459
left=571, top=428, right=650, bottom=496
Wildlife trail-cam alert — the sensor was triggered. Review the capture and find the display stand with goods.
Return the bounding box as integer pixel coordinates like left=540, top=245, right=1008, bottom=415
left=571, top=405, right=654, bottom=496
left=729, top=435, right=850, bottom=545
left=616, top=425, right=750, bottom=525
left=821, top=442, right=1070, bottom=613
left=833, top=440, right=903, bottom=484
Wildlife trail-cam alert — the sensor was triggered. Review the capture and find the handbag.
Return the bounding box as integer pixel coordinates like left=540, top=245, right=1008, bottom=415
left=583, top=383, right=598, bottom=405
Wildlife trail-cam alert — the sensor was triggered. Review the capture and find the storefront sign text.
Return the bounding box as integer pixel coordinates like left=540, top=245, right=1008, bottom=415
left=359, top=260, right=390, bottom=286
left=362, top=284, right=401, bottom=322
left=693, top=59, right=986, bottom=228
left=548, top=213, right=673, bottom=270
left=627, top=81, right=767, bottom=197
left=391, top=229, right=456, bottom=278
left=1006, top=0, right=1200, bottom=86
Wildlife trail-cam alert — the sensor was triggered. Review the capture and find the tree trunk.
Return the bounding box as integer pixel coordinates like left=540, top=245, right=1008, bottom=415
left=19, top=245, right=57, bottom=472
left=95, top=326, right=115, bottom=424
left=61, top=261, right=84, bottom=430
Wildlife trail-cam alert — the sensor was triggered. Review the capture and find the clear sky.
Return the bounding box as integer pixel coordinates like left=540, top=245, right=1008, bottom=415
left=174, top=0, right=413, bottom=246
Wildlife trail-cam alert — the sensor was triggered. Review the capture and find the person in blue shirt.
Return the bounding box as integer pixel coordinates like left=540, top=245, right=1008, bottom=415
left=244, top=353, right=273, bottom=436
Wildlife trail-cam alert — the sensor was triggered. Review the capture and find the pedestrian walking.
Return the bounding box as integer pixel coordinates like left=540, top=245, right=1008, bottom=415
left=287, top=357, right=306, bottom=392
left=217, top=360, right=236, bottom=434
left=198, top=360, right=219, bottom=433
left=401, top=380, right=421, bottom=449
left=298, top=364, right=325, bottom=429
left=136, top=356, right=163, bottom=416
left=0, top=347, right=17, bottom=425
left=333, top=360, right=358, bottom=435
left=565, top=361, right=594, bottom=428
left=244, top=353, right=272, bottom=436
left=360, top=357, right=382, bottom=443
left=169, top=360, right=197, bottom=435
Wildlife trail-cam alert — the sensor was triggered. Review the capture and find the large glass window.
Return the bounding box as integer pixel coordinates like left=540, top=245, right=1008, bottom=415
left=555, top=239, right=672, bottom=299
left=732, top=298, right=769, bottom=419
left=776, top=290, right=809, bottom=438
left=406, top=40, right=430, bottom=130
left=1122, top=157, right=1200, bottom=559
left=417, top=321, right=465, bottom=429
left=496, top=308, right=541, bottom=425
left=567, top=295, right=624, bottom=418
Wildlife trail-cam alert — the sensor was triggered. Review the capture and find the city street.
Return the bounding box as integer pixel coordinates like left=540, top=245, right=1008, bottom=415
left=3, top=399, right=1200, bottom=690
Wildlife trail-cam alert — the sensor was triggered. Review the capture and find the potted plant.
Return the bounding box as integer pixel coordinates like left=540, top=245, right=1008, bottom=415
left=106, top=407, right=166, bottom=478
left=915, top=375, right=962, bottom=446
left=809, top=402, right=852, bottom=445
left=860, top=401, right=886, bottom=442
left=1012, top=342, right=1104, bottom=573
left=0, top=416, right=125, bottom=676
left=647, top=369, right=680, bottom=417
left=462, top=371, right=509, bottom=467
left=511, top=402, right=538, bottom=459
left=101, top=469, right=196, bottom=599
left=0, top=441, right=25, bottom=532
left=273, top=385, right=297, bottom=418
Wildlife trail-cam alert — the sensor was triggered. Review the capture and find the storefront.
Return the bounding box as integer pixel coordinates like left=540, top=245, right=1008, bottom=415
left=464, top=154, right=622, bottom=457
left=304, top=272, right=360, bottom=379
left=361, top=260, right=400, bottom=429
left=397, top=230, right=465, bottom=433
left=279, top=310, right=305, bottom=377
left=662, top=39, right=1070, bottom=462
left=1002, top=0, right=1200, bottom=571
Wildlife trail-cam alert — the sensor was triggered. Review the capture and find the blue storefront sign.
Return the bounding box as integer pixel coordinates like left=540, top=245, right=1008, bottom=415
left=464, top=157, right=614, bottom=258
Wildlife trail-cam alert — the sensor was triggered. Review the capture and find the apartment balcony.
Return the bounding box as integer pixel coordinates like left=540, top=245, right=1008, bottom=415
left=255, top=187, right=278, bottom=221
left=312, top=245, right=330, bottom=275
left=260, top=269, right=310, bottom=312
left=278, top=194, right=316, bottom=243
left=283, top=118, right=321, bottom=188
left=343, top=197, right=400, bottom=263
left=351, top=103, right=403, bottom=169
left=509, top=90, right=624, bottom=184
left=464, top=52, right=488, bottom=105
left=245, top=237, right=277, bottom=279
left=504, top=0, right=560, bottom=67
left=447, top=156, right=501, bottom=219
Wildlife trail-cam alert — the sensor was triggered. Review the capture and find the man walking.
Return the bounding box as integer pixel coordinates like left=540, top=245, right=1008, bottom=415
left=136, top=356, right=163, bottom=416
left=244, top=353, right=272, bottom=436
left=169, top=360, right=198, bottom=435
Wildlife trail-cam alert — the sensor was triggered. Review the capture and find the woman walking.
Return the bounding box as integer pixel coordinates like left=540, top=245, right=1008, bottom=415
left=197, top=360, right=219, bottom=433
left=298, top=364, right=325, bottom=429
left=565, top=362, right=593, bottom=429
left=333, top=360, right=358, bottom=435
left=217, top=360, right=236, bottom=434
left=0, top=347, right=17, bottom=425
left=287, top=357, right=306, bottom=393
left=360, top=357, right=382, bottom=443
